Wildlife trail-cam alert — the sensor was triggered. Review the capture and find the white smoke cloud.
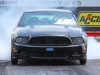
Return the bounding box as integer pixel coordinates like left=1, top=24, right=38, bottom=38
left=0, top=7, right=22, bottom=60
left=87, top=37, right=100, bottom=60
left=0, top=0, right=100, bottom=61
left=0, top=5, right=53, bottom=60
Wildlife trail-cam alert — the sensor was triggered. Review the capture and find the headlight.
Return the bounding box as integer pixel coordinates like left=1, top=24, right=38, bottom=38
left=15, top=38, right=28, bottom=44
left=71, top=37, right=84, bottom=45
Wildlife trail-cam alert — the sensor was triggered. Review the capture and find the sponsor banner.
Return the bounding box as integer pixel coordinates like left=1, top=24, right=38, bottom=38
left=0, top=0, right=81, bottom=6
left=0, top=0, right=100, bottom=6
left=78, top=11, right=100, bottom=26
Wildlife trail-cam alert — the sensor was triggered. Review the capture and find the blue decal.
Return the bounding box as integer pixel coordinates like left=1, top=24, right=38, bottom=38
left=46, top=48, right=54, bottom=51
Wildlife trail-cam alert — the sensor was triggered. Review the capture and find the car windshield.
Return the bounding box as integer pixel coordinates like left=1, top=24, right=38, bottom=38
left=19, top=11, right=77, bottom=26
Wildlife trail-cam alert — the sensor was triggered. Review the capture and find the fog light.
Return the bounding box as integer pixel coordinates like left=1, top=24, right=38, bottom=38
left=82, top=50, right=86, bottom=52
left=13, top=48, right=17, bottom=53
left=13, top=50, right=17, bottom=53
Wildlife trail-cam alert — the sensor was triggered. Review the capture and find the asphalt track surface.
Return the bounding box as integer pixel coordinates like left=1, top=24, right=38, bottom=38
left=0, top=59, right=100, bottom=75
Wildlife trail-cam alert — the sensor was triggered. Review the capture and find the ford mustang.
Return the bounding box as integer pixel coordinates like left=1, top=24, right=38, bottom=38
left=11, top=9, right=87, bottom=65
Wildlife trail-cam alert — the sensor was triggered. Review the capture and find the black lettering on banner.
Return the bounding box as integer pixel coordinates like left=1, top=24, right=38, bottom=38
left=42, top=1, right=81, bottom=6
left=96, top=16, right=100, bottom=22
left=79, top=12, right=100, bottom=25
left=94, top=16, right=97, bottom=22
left=85, top=18, right=90, bottom=24
left=77, top=1, right=81, bottom=5
left=58, top=1, right=62, bottom=5
left=80, top=16, right=85, bottom=22
left=72, top=1, right=76, bottom=5
left=91, top=16, right=97, bottom=22
left=80, top=16, right=87, bottom=23
left=80, top=16, right=90, bottom=24
left=91, top=16, right=94, bottom=22
left=0, top=0, right=17, bottom=5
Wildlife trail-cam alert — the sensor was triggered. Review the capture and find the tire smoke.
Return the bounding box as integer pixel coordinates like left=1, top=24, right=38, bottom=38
left=87, top=37, right=100, bottom=60
left=0, top=6, right=100, bottom=61
left=0, top=7, right=30, bottom=60
left=0, top=6, right=50, bottom=60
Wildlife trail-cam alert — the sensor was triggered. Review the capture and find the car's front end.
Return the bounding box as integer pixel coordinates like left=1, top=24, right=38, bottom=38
left=14, top=36, right=86, bottom=60
left=11, top=9, right=87, bottom=65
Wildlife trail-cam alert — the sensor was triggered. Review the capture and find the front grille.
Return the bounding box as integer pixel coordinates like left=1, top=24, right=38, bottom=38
left=29, top=37, right=71, bottom=46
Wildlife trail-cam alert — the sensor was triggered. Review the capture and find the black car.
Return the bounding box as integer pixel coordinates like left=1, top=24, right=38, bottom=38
left=11, top=9, right=87, bottom=65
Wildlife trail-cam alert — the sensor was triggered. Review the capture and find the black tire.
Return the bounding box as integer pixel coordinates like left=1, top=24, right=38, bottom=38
left=11, top=41, right=18, bottom=65
left=79, top=59, right=87, bottom=65
left=11, top=58, right=18, bottom=65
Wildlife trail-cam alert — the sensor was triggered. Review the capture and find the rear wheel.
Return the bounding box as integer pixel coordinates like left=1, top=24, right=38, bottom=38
left=79, top=59, right=87, bottom=65
left=11, top=58, right=18, bottom=65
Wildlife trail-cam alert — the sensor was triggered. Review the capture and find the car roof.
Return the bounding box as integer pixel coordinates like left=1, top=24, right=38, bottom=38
left=24, top=9, right=72, bottom=13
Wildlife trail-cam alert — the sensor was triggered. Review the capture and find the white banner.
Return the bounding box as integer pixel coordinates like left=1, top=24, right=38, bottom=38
left=0, top=0, right=100, bottom=7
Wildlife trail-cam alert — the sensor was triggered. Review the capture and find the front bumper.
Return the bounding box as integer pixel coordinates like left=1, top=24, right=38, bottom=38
left=12, top=43, right=87, bottom=60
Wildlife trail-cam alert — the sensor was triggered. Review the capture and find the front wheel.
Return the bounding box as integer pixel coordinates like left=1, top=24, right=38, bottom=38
left=11, top=58, right=18, bottom=65
left=79, top=59, right=87, bottom=65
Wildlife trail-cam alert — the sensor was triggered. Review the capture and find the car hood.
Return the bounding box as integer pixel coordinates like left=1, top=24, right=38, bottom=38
left=17, top=25, right=82, bottom=37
